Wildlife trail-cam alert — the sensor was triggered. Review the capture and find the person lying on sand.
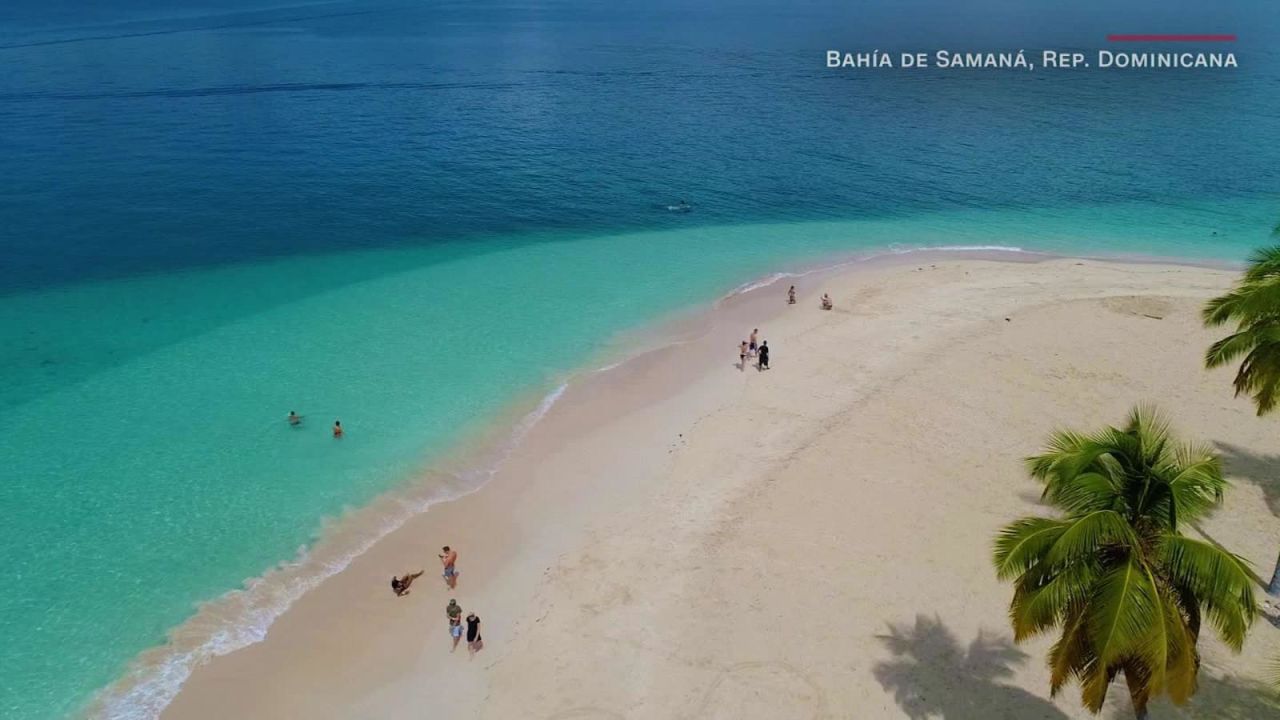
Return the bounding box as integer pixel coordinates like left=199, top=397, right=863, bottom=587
left=821, top=293, right=833, bottom=310
left=391, top=570, right=424, bottom=596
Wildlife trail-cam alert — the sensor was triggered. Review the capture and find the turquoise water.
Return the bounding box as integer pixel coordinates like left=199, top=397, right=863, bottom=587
left=2, top=0, right=1280, bottom=718
left=4, top=199, right=1276, bottom=718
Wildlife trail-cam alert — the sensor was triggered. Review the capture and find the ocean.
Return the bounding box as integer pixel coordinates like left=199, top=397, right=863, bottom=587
left=1, top=1, right=1278, bottom=718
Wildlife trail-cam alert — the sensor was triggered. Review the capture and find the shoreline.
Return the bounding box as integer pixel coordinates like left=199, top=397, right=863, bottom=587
left=92, top=247, right=1272, bottom=720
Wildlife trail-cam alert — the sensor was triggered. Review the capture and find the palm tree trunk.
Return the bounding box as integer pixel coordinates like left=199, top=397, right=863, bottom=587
left=1269, top=548, right=1280, bottom=596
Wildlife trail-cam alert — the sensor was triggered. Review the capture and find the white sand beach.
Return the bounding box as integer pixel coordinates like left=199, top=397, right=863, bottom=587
left=157, top=254, right=1280, bottom=720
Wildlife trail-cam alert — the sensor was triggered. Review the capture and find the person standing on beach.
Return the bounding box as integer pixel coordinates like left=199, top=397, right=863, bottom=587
left=332, top=420, right=344, bottom=438
left=758, top=341, right=770, bottom=371
left=439, top=546, right=458, bottom=589
left=446, top=599, right=463, bottom=652
left=788, top=285, right=796, bottom=304
left=465, top=612, right=483, bottom=657
left=748, top=329, right=759, bottom=357
left=739, top=341, right=749, bottom=371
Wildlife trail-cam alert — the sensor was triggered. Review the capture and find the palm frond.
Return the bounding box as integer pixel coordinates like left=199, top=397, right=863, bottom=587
left=1088, top=556, right=1161, bottom=667
left=1045, top=510, right=1139, bottom=567
left=1158, top=535, right=1257, bottom=650
left=993, top=517, right=1070, bottom=581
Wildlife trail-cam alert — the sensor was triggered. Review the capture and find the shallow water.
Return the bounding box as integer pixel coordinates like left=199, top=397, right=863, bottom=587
left=1, top=1, right=1278, bottom=718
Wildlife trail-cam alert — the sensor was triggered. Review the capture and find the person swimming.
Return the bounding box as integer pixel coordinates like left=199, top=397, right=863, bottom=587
left=333, top=420, right=344, bottom=438
left=288, top=411, right=302, bottom=427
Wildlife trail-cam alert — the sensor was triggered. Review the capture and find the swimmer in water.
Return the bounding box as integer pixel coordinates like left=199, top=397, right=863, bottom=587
left=288, top=411, right=302, bottom=427
left=333, top=420, right=344, bottom=438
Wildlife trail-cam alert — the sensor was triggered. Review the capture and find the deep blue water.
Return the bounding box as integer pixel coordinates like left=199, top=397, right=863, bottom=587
left=3, top=0, right=1278, bottom=292
left=2, top=2, right=1279, bottom=719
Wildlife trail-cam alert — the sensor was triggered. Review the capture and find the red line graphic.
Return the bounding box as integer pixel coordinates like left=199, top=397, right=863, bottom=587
left=1107, top=34, right=1236, bottom=42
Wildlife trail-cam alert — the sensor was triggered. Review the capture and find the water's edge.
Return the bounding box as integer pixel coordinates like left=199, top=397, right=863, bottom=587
left=83, top=244, right=1241, bottom=719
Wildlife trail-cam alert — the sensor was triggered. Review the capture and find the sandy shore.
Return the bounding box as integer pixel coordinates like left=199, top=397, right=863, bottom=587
left=157, top=254, right=1280, bottom=720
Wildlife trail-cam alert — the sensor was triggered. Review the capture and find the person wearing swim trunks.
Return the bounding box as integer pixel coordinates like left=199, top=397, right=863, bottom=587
left=446, top=599, right=463, bottom=652
left=749, top=328, right=758, bottom=357
left=439, top=545, right=458, bottom=589
left=333, top=420, right=343, bottom=438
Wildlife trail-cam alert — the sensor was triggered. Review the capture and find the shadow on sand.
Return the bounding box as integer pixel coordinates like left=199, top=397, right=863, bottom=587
left=1214, top=441, right=1280, bottom=517
left=872, top=614, right=1067, bottom=720
left=1105, top=670, right=1280, bottom=720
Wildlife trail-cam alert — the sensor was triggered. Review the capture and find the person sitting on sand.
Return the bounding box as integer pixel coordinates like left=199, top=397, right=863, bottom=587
left=821, top=293, right=833, bottom=310
left=446, top=599, right=464, bottom=652
left=391, top=570, right=424, bottom=596
left=333, top=420, right=343, bottom=438
left=466, top=612, right=483, bottom=657
left=758, top=341, right=770, bottom=371
left=288, top=410, right=302, bottom=427
left=440, top=546, right=458, bottom=589
left=788, top=285, right=796, bottom=304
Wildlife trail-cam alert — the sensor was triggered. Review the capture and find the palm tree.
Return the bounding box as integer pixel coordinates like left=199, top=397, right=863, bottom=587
left=1202, top=244, right=1280, bottom=597
left=1203, top=244, right=1280, bottom=415
left=993, top=406, right=1257, bottom=719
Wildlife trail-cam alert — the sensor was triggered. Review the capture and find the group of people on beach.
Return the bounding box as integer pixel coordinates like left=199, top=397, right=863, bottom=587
left=286, top=411, right=344, bottom=438
left=736, top=285, right=833, bottom=371
left=390, top=545, right=484, bottom=656
left=738, top=328, right=770, bottom=371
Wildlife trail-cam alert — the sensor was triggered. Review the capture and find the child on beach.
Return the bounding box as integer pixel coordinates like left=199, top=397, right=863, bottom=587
left=821, top=293, right=833, bottom=310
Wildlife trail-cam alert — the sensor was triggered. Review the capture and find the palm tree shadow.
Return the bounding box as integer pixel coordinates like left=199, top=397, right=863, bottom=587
left=1105, top=670, right=1280, bottom=720
left=872, top=614, right=1068, bottom=720
left=1214, top=441, right=1280, bottom=517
